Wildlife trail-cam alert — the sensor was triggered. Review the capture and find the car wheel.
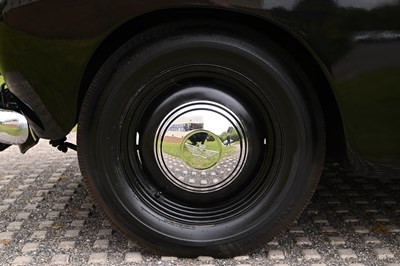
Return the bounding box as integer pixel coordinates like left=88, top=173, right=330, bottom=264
left=78, top=21, right=325, bottom=257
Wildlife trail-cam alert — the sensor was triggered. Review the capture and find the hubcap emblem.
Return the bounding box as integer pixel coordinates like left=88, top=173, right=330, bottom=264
left=181, top=130, right=222, bottom=170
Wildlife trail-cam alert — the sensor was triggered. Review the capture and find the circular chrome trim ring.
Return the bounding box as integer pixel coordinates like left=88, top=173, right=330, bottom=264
left=154, top=101, right=248, bottom=193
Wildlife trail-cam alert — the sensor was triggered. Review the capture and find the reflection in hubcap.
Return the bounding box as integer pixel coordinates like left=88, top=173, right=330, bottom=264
left=181, top=130, right=222, bottom=170
left=155, top=101, right=248, bottom=193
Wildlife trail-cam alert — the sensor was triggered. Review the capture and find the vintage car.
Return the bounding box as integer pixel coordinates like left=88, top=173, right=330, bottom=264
left=0, top=0, right=399, bottom=257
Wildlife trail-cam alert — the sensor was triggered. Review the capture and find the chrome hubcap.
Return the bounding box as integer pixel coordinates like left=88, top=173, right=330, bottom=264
left=155, top=101, right=248, bottom=193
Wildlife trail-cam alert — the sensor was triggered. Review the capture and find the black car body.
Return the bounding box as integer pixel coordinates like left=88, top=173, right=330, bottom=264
left=0, top=0, right=399, bottom=257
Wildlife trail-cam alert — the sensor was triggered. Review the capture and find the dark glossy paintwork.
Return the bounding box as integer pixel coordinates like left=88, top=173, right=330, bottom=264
left=0, top=0, right=399, bottom=168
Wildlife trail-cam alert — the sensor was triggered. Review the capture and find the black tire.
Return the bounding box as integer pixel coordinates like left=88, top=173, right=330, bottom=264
left=78, top=21, right=325, bottom=257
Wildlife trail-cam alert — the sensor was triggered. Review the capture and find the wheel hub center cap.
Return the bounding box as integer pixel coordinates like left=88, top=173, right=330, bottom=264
left=154, top=101, right=248, bottom=193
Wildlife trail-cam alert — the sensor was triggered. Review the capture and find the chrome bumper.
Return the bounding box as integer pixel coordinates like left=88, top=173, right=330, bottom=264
left=0, top=108, right=29, bottom=144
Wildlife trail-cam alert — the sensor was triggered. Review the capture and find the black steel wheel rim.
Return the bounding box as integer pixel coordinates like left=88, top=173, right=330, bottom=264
left=114, top=64, right=282, bottom=225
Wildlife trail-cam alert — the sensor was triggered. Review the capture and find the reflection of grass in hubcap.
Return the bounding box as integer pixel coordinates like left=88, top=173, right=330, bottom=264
left=162, top=140, right=237, bottom=167
left=161, top=130, right=231, bottom=170
left=180, top=130, right=223, bottom=170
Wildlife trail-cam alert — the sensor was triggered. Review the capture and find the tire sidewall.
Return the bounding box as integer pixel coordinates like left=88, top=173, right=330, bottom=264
left=78, top=29, right=324, bottom=256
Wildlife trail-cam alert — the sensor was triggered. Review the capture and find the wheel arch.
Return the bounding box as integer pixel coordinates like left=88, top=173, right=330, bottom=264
left=77, top=7, right=346, bottom=162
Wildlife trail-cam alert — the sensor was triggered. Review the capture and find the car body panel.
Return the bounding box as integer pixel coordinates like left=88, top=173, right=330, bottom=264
left=0, top=0, right=399, bottom=168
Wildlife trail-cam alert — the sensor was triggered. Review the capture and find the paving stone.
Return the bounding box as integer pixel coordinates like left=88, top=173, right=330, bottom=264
left=11, top=256, right=33, bottom=265
left=58, top=241, right=75, bottom=250
left=64, top=230, right=80, bottom=238
left=0, top=231, right=14, bottom=240
left=88, top=253, right=107, bottom=264
left=306, top=208, right=319, bottom=215
left=46, top=211, right=60, bottom=219
left=9, top=191, right=23, bottom=198
left=268, top=250, right=285, bottom=260
left=124, top=252, right=143, bottom=263
left=198, top=256, right=214, bottom=261
left=234, top=255, right=250, bottom=261
left=24, top=203, right=38, bottom=210
left=71, top=219, right=85, bottom=227
left=374, top=248, right=395, bottom=259
left=52, top=203, right=66, bottom=210
left=374, top=191, right=388, bottom=197
left=48, top=177, right=61, bottom=183
left=343, top=216, right=359, bottom=223
left=17, top=185, right=30, bottom=190
left=63, top=190, right=75, bottom=196
left=335, top=207, right=349, bottom=213
left=15, top=212, right=31, bottom=220
left=320, top=226, right=337, bottom=233
left=383, top=198, right=397, bottom=205
left=363, top=208, right=378, bottom=214
left=50, top=254, right=69, bottom=265
left=35, top=190, right=49, bottom=196
left=363, top=236, right=381, bottom=245
left=23, top=179, right=36, bottom=184
left=42, top=183, right=55, bottom=189
left=29, top=231, right=46, bottom=240
left=302, top=249, right=322, bottom=260
left=67, top=183, right=80, bottom=189
left=76, top=210, right=90, bottom=217
left=387, top=225, right=400, bottom=233
left=97, top=229, right=112, bottom=236
left=30, top=197, right=44, bottom=203
left=329, top=236, right=346, bottom=245
left=313, top=216, right=329, bottom=224
left=57, top=196, right=71, bottom=203
left=338, top=249, right=357, bottom=259
left=7, top=221, right=23, bottom=231
left=327, top=198, right=341, bottom=205
left=289, top=226, right=304, bottom=234
left=352, top=226, right=369, bottom=234
left=38, top=221, right=54, bottom=229
left=54, top=169, right=66, bottom=174
left=374, top=215, right=390, bottom=222
left=354, top=198, right=368, bottom=204
left=21, top=242, right=40, bottom=253
left=93, top=239, right=109, bottom=249
left=296, top=237, right=312, bottom=246
left=80, top=203, right=94, bottom=209
left=3, top=198, right=16, bottom=204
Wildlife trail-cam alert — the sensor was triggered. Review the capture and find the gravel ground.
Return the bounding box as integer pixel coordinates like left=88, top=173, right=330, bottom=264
left=1, top=133, right=400, bottom=265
